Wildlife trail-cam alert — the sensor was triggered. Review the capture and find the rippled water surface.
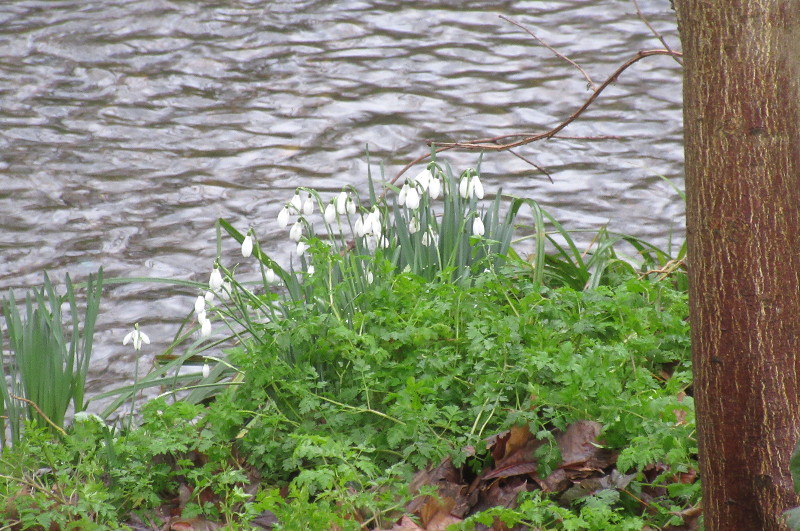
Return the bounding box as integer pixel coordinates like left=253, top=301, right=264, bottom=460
left=0, top=0, right=684, bottom=412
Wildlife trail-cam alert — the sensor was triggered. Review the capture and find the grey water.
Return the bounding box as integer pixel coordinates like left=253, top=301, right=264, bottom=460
left=0, top=0, right=684, bottom=415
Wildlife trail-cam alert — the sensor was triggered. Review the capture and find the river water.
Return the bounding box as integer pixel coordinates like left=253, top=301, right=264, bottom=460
left=0, top=0, right=684, bottom=415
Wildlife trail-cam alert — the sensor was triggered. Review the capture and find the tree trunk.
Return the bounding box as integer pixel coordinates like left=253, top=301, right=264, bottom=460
left=674, top=1, right=800, bottom=529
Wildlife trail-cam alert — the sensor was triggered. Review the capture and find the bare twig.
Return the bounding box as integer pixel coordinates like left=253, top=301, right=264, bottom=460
left=10, top=394, right=67, bottom=437
left=392, top=48, right=682, bottom=185
left=508, top=149, right=553, bottom=183
left=499, top=15, right=596, bottom=90
left=631, top=0, right=683, bottom=66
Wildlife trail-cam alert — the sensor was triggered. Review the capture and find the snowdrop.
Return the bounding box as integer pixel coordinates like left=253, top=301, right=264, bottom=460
left=459, top=174, right=485, bottom=200
left=472, top=214, right=485, bottom=236
left=209, top=268, right=224, bottom=291
left=398, top=183, right=408, bottom=206
left=472, top=175, right=485, bottom=199
left=200, top=317, right=212, bottom=337
left=428, top=175, right=441, bottom=200
left=307, top=265, right=315, bottom=275
left=266, top=268, right=277, bottom=283
left=354, top=215, right=366, bottom=238
left=297, top=241, right=310, bottom=256
left=336, top=191, right=348, bottom=215
left=194, top=295, right=205, bottom=314
left=405, top=185, right=421, bottom=210
left=289, top=221, right=303, bottom=242
left=290, top=192, right=303, bottom=211
left=422, top=229, right=437, bottom=247
left=346, top=196, right=357, bottom=215
left=408, top=217, right=420, bottom=234
left=366, top=270, right=374, bottom=284
left=302, top=194, right=314, bottom=216
left=202, top=363, right=210, bottom=378
left=324, top=202, right=337, bottom=224
left=277, top=205, right=291, bottom=228
left=241, top=233, right=253, bottom=258
left=123, top=323, right=150, bottom=351
left=414, top=168, right=432, bottom=190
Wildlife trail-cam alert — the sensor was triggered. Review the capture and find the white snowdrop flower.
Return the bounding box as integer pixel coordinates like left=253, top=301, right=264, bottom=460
left=297, top=241, right=310, bottom=256
left=289, top=221, right=303, bottom=242
left=204, top=291, right=215, bottom=303
left=290, top=192, right=302, bottom=211
left=200, top=317, right=212, bottom=338
left=367, top=208, right=382, bottom=236
left=377, top=235, right=389, bottom=248
left=123, top=324, right=150, bottom=351
left=428, top=176, right=441, bottom=200
left=405, top=186, right=421, bottom=210
left=336, top=191, right=348, bottom=215
left=277, top=205, right=291, bottom=228
left=346, top=196, right=357, bottom=215
left=209, top=268, right=224, bottom=291
left=197, top=310, right=207, bottom=323
left=472, top=175, right=485, bottom=200
left=422, top=230, right=437, bottom=247
left=302, top=194, right=314, bottom=216
left=459, top=176, right=469, bottom=198
left=202, top=363, right=210, bottom=378
left=194, top=295, right=205, bottom=314
left=241, top=234, right=253, bottom=258
left=218, top=281, right=232, bottom=300
left=354, top=215, right=366, bottom=238
left=366, top=271, right=374, bottom=284
left=307, top=265, right=315, bottom=275
left=414, top=168, right=432, bottom=190
left=324, top=202, right=337, bottom=224
left=473, top=215, right=485, bottom=236
left=408, top=217, right=420, bottom=234
left=398, top=183, right=408, bottom=206
left=266, top=268, right=277, bottom=283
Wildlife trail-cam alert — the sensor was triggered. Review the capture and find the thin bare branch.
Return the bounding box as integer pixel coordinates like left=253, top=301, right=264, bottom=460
left=631, top=0, right=683, bottom=66
left=508, top=149, right=553, bottom=183
left=499, top=15, right=596, bottom=90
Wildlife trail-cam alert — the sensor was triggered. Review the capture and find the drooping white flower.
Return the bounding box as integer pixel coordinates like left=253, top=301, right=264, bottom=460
left=366, top=208, right=382, bottom=236
left=241, top=234, right=253, bottom=258
left=459, top=176, right=469, bottom=198
left=428, top=176, right=441, bottom=200
left=123, top=324, right=150, bottom=351
left=204, top=291, right=215, bottom=303
left=277, top=205, right=291, bottom=228
left=197, top=310, right=207, bottom=322
left=408, top=217, right=420, bottom=234
left=307, top=265, right=315, bottom=275
left=354, top=215, right=366, bottom=238
left=289, top=221, right=303, bottom=242
left=297, top=241, right=310, bottom=256
left=336, top=191, right=348, bottom=215
left=473, top=215, right=485, bottom=236
left=414, top=168, right=432, bottom=190
left=405, top=186, right=421, bottom=210
left=471, top=175, right=485, bottom=200
left=209, top=268, right=224, bottom=291
left=290, top=192, right=302, bottom=211
left=302, top=194, right=314, bottom=216
left=194, top=295, right=205, bottom=314
left=346, top=196, right=357, bottom=215
left=422, top=229, right=437, bottom=247
left=324, top=202, right=337, bottom=224
left=266, top=268, right=277, bottom=283
left=366, top=270, right=374, bottom=284
left=398, top=183, right=408, bottom=206
left=377, top=235, right=389, bottom=248
left=202, top=363, right=210, bottom=378
left=200, top=317, right=212, bottom=337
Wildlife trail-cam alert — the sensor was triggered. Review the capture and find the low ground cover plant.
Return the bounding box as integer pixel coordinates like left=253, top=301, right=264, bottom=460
left=0, top=161, right=695, bottom=529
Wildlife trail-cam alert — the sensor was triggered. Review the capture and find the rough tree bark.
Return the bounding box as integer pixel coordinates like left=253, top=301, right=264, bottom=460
left=673, top=1, right=800, bottom=529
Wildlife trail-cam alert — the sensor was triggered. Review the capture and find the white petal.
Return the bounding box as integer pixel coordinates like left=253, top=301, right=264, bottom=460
left=324, top=202, right=337, bottom=224
left=366, top=271, right=374, bottom=284
left=200, top=318, right=212, bottom=338
left=139, top=331, right=150, bottom=345
left=307, top=265, right=315, bottom=275
left=414, top=168, right=432, bottom=190
left=197, top=310, right=207, bottom=322
left=297, top=241, right=309, bottom=256
left=428, top=177, right=441, bottom=200
left=406, top=187, right=420, bottom=210
left=209, top=268, right=224, bottom=291
left=398, top=184, right=407, bottom=206
left=290, top=193, right=302, bottom=211
left=408, top=217, right=420, bottom=234
left=202, top=363, right=210, bottom=378
left=459, top=176, right=469, bottom=198
left=289, top=221, right=303, bottom=242
left=302, top=195, right=314, bottom=216
left=194, top=295, right=205, bottom=314
left=241, top=235, right=253, bottom=258
left=354, top=216, right=365, bottom=238
left=204, top=291, right=215, bottom=303
left=473, top=216, right=485, bottom=236
left=472, top=176, right=485, bottom=199
left=123, top=331, right=134, bottom=345
left=346, top=197, right=356, bottom=215
left=277, top=206, right=291, bottom=228
left=336, top=191, right=348, bottom=214
left=266, top=268, right=277, bottom=283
